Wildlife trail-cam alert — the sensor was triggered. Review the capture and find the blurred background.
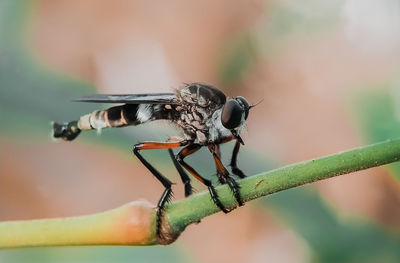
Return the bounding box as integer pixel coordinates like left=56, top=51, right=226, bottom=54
left=1, top=0, right=400, bottom=262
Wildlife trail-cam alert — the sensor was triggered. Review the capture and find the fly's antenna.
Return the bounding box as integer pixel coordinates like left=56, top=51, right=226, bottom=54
left=249, top=99, right=264, bottom=109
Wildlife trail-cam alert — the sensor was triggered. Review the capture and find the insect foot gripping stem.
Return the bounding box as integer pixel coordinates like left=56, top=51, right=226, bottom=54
left=53, top=121, right=81, bottom=141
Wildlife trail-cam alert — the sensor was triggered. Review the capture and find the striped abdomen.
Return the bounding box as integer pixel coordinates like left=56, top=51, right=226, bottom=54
left=53, top=104, right=168, bottom=141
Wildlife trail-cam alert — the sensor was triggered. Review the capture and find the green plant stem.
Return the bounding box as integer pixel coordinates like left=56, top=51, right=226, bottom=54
left=1, top=139, right=400, bottom=247
left=165, top=139, right=400, bottom=237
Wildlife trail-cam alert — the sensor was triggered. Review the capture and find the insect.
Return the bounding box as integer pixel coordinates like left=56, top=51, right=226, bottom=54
left=53, top=82, right=254, bottom=238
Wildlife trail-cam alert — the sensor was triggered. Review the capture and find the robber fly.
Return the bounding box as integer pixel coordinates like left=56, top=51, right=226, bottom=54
left=53, top=82, right=254, bottom=237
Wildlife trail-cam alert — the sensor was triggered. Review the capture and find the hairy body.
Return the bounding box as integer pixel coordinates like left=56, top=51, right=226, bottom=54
left=72, top=83, right=244, bottom=145
left=53, top=82, right=250, bottom=239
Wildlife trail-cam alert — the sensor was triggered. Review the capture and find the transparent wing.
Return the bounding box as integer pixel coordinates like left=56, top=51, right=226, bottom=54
left=73, top=93, right=177, bottom=104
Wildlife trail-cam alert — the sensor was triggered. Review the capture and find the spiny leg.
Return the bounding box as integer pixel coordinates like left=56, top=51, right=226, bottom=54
left=132, top=140, right=187, bottom=238
left=168, top=148, right=193, bottom=197
left=230, top=140, right=246, bottom=178
left=176, top=144, right=230, bottom=213
left=209, top=143, right=244, bottom=207
left=214, top=144, right=227, bottom=185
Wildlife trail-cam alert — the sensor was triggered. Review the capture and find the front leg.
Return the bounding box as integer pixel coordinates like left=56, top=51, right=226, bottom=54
left=208, top=143, right=244, bottom=207
left=214, top=144, right=227, bottom=185
left=230, top=140, right=246, bottom=178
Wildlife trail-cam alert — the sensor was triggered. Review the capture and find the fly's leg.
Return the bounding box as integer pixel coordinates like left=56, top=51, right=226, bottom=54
left=132, top=140, right=188, bottom=238
left=168, top=149, right=193, bottom=197
left=230, top=140, right=246, bottom=178
left=167, top=137, right=193, bottom=197
left=209, top=143, right=244, bottom=207
left=176, top=144, right=230, bottom=213
left=214, top=144, right=227, bottom=185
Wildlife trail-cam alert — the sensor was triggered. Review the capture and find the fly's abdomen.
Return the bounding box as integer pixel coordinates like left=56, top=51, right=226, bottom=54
left=78, top=104, right=140, bottom=130
left=53, top=104, right=140, bottom=141
left=52, top=121, right=81, bottom=141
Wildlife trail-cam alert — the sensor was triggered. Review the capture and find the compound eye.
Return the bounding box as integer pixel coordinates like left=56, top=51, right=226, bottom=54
left=236, top=96, right=249, bottom=119
left=221, top=99, right=244, bottom=129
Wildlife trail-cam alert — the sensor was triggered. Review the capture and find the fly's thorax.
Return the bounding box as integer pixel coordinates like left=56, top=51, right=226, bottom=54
left=169, top=98, right=209, bottom=143
left=179, top=109, right=209, bottom=144
left=174, top=83, right=243, bottom=144
left=175, top=105, right=246, bottom=145
left=176, top=83, right=226, bottom=107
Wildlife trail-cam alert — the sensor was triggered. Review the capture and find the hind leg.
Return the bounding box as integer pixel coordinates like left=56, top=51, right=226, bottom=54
left=132, top=140, right=188, bottom=238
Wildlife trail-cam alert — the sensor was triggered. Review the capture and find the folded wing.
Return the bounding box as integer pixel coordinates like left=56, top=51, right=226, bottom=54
left=73, top=93, right=177, bottom=104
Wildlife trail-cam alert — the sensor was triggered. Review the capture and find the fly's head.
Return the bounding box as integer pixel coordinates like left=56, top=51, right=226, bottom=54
left=221, top=96, right=250, bottom=145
